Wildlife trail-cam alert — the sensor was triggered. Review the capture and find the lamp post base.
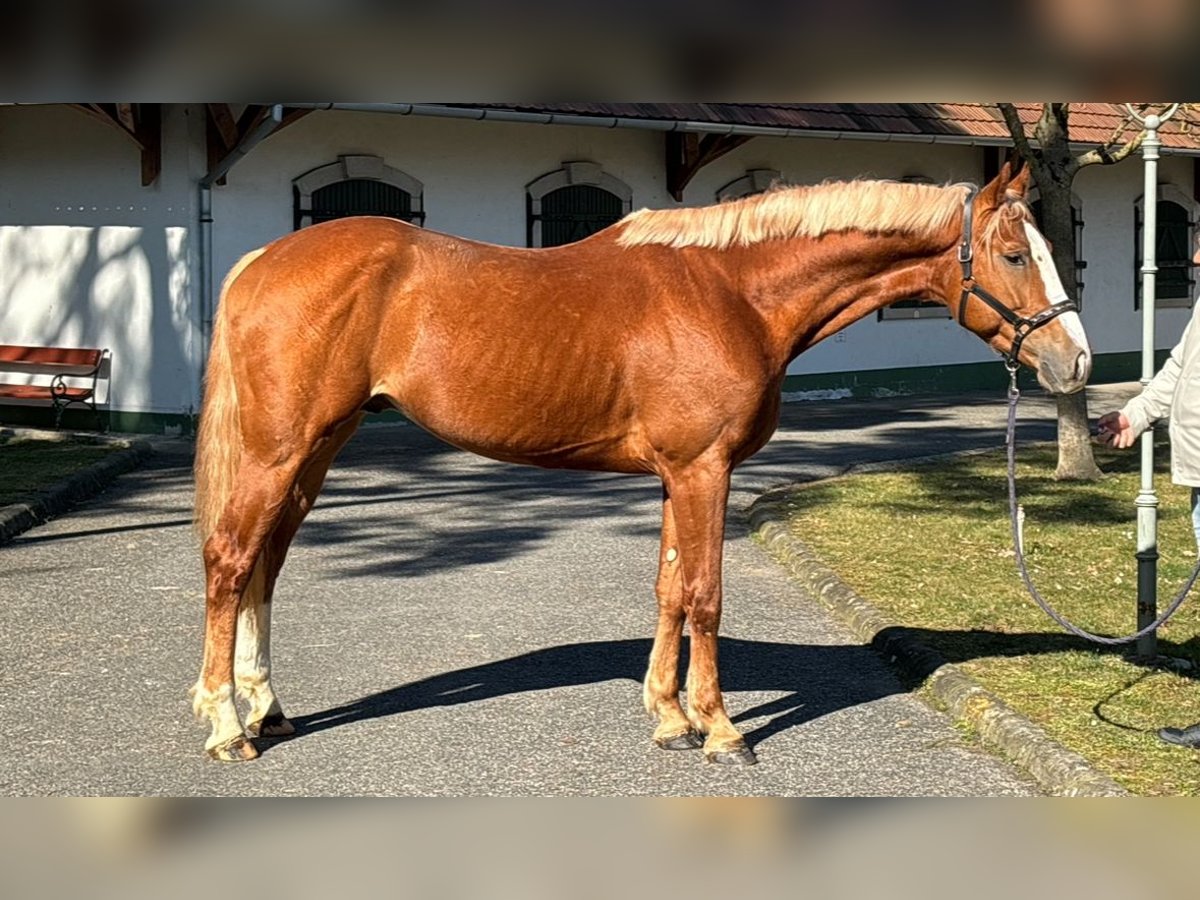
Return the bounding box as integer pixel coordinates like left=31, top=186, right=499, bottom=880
left=1135, top=547, right=1159, bottom=662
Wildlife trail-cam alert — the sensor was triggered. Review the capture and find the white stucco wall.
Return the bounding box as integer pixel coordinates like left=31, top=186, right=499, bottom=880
left=210, top=110, right=673, bottom=269
left=211, top=112, right=996, bottom=380
left=221, top=111, right=1195, bottom=383
left=0, top=104, right=203, bottom=415
left=1072, top=155, right=1195, bottom=355
left=1, top=104, right=1194, bottom=419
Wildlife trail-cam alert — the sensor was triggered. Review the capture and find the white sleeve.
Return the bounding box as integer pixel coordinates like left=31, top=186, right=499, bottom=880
left=1121, top=312, right=1195, bottom=436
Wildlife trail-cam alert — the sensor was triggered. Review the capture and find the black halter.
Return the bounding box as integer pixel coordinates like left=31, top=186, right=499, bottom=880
left=956, top=187, right=1078, bottom=370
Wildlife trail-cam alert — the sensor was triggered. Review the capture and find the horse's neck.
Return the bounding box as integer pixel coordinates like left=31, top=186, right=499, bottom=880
left=737, top=232, right=952, bottom=366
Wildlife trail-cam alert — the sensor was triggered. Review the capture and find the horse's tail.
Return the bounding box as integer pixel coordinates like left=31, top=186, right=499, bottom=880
left=194, top=248, right=265, bottom=544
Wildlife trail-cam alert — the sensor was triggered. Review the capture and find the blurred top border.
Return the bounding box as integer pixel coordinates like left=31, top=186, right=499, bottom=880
left=4, top=1, right=1196, bottom=102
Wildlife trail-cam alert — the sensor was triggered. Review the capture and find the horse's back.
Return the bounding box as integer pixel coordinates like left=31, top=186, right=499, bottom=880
left=221, top=217, right=774, bottom=473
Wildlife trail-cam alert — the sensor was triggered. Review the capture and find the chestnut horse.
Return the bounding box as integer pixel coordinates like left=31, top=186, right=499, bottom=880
left=192, top=163, right=1091, bottom=764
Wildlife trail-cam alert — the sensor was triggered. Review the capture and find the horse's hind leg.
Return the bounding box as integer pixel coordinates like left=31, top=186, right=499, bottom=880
left=194, top=456, right=311, bottom=761
left=236, top=416, right=361, bottom=739
left=644, top=486, right=702, bottom=750
left=235, top=560, right=288, bottom=739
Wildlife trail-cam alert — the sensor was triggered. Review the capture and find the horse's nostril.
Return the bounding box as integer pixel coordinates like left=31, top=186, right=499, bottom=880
left=1073, top=351, right=1090, bottom=383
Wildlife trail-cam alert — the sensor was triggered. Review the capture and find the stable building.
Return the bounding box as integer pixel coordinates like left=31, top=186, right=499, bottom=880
left=1, top=102, right=1198, bottom=433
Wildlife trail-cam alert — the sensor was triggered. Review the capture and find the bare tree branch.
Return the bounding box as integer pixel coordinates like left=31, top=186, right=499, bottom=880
left=998, top=103, right=1035, bottom=162
left=1077, top=129, right=1146, bottom=167
left=1073, top=106, right=1147, bottom=167
left=1178, top=103, right=1198, bottom=134
left=1102, top=106, right=1139, bottom=147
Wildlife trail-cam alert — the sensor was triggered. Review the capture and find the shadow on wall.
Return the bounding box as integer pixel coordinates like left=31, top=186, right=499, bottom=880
left=0, top=221, right=196, bottom=432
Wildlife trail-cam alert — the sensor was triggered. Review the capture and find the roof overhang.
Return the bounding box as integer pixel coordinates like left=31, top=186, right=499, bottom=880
left=284, top=102, right=1200, bottom=158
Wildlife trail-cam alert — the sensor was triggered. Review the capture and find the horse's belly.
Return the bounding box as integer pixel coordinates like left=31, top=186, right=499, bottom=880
left=388, top=391, right=652, bottom=474
left=370, top=310, right=654, bottom=471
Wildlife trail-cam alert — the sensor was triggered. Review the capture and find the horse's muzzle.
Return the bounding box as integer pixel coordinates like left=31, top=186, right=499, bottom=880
left=1037, top=347, right=1091, bottom=395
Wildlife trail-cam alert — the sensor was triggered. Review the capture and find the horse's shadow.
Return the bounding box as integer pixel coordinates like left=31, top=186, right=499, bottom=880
left=280, top=628, right=1167, bottom=754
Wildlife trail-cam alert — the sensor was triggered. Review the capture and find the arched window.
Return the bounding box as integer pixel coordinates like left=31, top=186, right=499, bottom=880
left=1029, top=189, right=1086, bottom=307
left=1136, top=185, right=1196, bottom=308
left=293, top=155, right=425, bottom=230
left=526, top=162, right=632, bottom=247
left=716, top=168, right=781, bottom=202
left=880, top=175, right=951, bottom=320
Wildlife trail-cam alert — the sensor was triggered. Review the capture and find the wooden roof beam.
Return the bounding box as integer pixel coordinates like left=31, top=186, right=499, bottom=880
left=666, top=132, right=753, bottom=201
left=67, top=103, right=161, bottom=186
left=206, top=103, right=239, bottom=150
left=205, top=105, right=312, bottom=186
left=134, top=104, right=161, bottom=187
left=115, top=103, right=136, bottom=133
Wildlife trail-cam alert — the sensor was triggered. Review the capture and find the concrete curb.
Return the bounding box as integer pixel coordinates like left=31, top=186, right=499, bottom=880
left=748, top=485, right=1130, bottom=797
left=0, top=431, right=155, bottom=546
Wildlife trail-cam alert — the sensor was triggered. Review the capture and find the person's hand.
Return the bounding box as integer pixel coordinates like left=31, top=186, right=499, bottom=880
left=1097, top=411, right=1136, bottom=448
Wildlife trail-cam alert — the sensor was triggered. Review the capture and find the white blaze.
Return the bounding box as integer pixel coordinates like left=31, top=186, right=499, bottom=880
left=1023, top=222, right=1091, bottom=361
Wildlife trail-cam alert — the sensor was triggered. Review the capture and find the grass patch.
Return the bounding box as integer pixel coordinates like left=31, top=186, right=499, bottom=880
left=0, top=435, right=122, bottom=507
left=780, top=439, right=1200, bottom=796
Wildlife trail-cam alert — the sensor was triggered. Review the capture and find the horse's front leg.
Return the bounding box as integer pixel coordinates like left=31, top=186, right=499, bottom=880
left=668, top=461, right=756, bottom=765
left=643, top=486, right=703, bottom=750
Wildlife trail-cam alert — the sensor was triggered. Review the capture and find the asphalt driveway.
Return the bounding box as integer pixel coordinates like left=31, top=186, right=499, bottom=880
left=0, top=386, right=1132, bottom=795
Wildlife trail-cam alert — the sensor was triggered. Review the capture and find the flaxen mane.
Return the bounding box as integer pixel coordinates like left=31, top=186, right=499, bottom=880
left=616, top=179, right=974, bottom=250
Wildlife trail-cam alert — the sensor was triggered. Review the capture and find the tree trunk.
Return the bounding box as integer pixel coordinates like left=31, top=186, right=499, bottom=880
left=1000, top=102, right=1143, bottom=481
left=1034, top=167, right=1104, bottom=481
left=1054, top=392, right=1102, bottom=480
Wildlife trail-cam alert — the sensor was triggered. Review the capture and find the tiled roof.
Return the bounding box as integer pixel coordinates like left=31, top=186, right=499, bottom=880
left=457, top=103, right=1200, bottom=152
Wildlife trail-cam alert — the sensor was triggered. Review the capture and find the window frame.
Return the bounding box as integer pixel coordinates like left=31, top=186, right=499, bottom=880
left=526, top=162, right=632, bottom=248
left=293, top=155, right=425, bottom=230
left=1134, top=184, right=1196, bottom=310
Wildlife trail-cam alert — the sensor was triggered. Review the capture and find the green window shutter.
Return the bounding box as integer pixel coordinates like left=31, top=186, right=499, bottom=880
left=295, top=179, right=424, bottom=229
left=535, top=185, right=624, bottom=247
left=1156, top=200, right=1192, bottom=299
left=1136, top=199, right=1194, bottom=306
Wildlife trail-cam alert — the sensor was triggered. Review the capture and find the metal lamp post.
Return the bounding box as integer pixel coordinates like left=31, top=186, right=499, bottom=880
left=1127, top=103, right=1180, bottom=660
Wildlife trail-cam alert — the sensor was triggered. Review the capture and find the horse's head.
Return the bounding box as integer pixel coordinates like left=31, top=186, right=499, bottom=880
left=951, top=163, right=1091, bottom=394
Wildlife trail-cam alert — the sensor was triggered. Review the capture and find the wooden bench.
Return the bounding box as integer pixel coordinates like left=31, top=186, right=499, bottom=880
left=0, top=344, right=109, bottom=430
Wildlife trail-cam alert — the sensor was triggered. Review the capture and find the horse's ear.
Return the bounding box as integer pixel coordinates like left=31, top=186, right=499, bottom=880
left=1005, top=162, right=1033, bottom=202
left=977, top=161, right=1013, bottom=211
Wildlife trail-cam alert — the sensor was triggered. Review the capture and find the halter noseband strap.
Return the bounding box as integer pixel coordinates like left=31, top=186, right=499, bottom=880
left=956, top=186, right=1078, bottom=369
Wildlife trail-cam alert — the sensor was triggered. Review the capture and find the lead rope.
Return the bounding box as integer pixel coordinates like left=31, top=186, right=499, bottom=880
left=1006, top=365, right=1200, bottom=645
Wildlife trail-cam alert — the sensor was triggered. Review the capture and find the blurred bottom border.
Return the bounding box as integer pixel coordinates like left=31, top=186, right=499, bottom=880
left=2, top=798, right=1194, bottom=900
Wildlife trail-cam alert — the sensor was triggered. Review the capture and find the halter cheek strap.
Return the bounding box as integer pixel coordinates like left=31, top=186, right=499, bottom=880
left=957, top=187, right=1078, bottom=370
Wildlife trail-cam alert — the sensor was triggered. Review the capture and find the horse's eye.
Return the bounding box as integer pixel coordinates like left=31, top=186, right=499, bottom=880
left=1003, top=253, right=1026, bottom=267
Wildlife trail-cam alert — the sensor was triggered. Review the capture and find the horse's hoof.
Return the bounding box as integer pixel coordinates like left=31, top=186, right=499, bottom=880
left=206, top=735, right=259, bottom=762
left=245, top=712, right=295, bottom=738
left=656, top=730, right=704, bottom=751
left=705, top=745, right=758, bottom=766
